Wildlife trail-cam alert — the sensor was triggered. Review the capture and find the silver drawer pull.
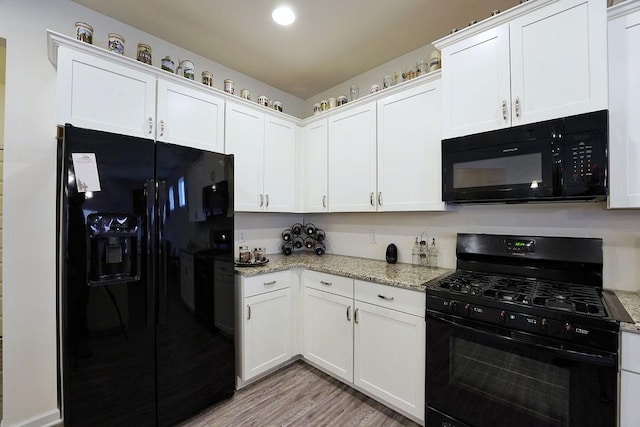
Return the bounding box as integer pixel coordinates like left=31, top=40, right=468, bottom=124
left=347, top=306, right=351, bottom=321
left=264, top=280, right=277, bottom=286
left=320, top=280, right=332, bottom=286
left=378, top=294, right=394, bottom=301
left=354, top=308, right=359, bottom=324
left=247, top=305, right=251, bottom=320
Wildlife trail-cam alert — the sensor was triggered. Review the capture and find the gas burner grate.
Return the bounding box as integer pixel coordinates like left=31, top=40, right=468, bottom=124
left=435, top=271, right=607, bottom=317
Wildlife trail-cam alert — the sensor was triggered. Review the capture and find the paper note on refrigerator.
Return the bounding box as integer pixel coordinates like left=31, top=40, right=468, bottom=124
left=71, top=153, right=102, bottom=192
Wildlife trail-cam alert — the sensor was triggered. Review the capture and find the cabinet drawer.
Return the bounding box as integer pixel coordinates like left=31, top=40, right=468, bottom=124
left=355, top=280, right=425, bottom=317
left=303, top=270, right=353, bottom=298
left=244, top=270, right=291, bottom=297
left=622, top=331, right=640, bottom=374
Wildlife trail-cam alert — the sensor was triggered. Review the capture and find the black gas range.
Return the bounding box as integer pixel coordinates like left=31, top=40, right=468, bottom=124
left=425, top=233, right=619, bottom=427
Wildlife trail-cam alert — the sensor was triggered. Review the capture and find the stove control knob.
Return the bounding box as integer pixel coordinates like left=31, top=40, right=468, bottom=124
left=499, top=311, right=507, bottom=324
left=563, top=323, right=574, bottom=338
left=449, top=301, right=458, bottom=314
left=541, top=318, right=548, bottom=332
left=464, top=303, right=471, bottom=316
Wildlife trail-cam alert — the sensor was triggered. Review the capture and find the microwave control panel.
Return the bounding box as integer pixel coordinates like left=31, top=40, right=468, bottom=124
left=564, top=131, right=605, bottom=192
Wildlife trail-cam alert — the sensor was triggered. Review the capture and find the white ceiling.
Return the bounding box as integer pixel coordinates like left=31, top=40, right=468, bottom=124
left=73, top=0, right=520, bottom=100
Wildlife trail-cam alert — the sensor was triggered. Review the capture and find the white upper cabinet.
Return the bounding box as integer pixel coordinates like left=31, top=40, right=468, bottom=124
left=303, top=119, right=329, bottom=212
left=377, top=79, right=445, bottom=211
left=225, top=102, right=265, bottom=212
left=327, top=102, right=377, bottom=212
left=263, top=115, right=297, bottom=212
left=56, top=46, right=157, bottom=139
left=156, top=79, right=225, bottom=152
left=225, top=101, right=297, bottom=212
left=608, top=0, right=640, bottom=208
left=436, top=0, right=607, bottom=138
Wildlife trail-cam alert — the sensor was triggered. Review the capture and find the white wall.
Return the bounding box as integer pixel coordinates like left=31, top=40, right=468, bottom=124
left=301, top=203, right=640, bottom=292
left=0, top=0, right=304, bottom=425
left=303, top=44, right=437, bottom=115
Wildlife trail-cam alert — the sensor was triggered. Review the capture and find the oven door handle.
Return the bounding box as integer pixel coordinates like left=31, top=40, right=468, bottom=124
left=427, top=311, right=616, bottom=368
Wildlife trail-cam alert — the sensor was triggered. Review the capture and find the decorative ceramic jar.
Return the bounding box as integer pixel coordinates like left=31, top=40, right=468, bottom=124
left=136, top=43, right=152, bottom=65
left=75, top=22, right=93, bottom=44
left=337, top=95, right=348, bottom=106
left=257, top=95, right=269, bottom=107
left=107, top=33, right=125, bottom=55
left=181, top=60, right=194, bottom=80
left=161, top=56, right=175, bottom=73
left=240, top=89, right=251, bottom=100
left=224, top=79, right=235, bottom=94
left=272, top=100, right=283, bottom=112
left=202, top=71, right=213, bottom=86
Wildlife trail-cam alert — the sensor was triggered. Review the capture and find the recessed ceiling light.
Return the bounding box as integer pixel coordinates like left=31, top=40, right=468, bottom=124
left=272, top=6, right=295, bottom=26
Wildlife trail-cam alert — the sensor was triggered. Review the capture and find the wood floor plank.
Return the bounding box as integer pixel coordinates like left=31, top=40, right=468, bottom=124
left=179, top=361, right=421, bottom=427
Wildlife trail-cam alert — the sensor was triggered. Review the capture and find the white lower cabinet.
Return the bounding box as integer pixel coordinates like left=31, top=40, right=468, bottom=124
left=621, top=330, right=640, bottom=427
left=239, top=271, right=292, bottom=382
left=354, top=281, right=425, bottom=421
left=303, top=271, right=354, bottom=382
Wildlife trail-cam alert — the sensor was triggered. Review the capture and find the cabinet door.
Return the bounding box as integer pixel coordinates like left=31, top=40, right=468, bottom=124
left=441, top=25, right=511, bottom=138
left=156, top=79, right=225, bottom=152
left=354, top=301, right=425, bottom=421
left=263, top=115, right=297, bottom=212
left=377, top=80, right=445, bottom=211
left=225, top=102, right=264, bottom=211
left=57, top=47, right=156, bottom=139
left=509, top=0, right=607, bottom=126
left=242, top=288, right=292, bottom=381
left=621, top=371, right=640, bottom=427
left=328, top=102, right=377, bottom=212
left=303, top=119, right=329, bottom=212
left=608, top=5, right=640, bottom=208
left=303, top=288, right=354, bottom=382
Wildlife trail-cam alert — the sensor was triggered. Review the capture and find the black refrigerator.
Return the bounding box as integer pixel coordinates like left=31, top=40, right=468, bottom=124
left=57, top=125, right=235, bottom=426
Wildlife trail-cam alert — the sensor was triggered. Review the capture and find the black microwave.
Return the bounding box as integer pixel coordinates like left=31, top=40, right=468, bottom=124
left=441, top=110, right=608, bottom=204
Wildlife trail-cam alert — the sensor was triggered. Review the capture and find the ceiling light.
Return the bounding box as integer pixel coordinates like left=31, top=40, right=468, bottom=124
left=272, top=6, right=295, bottom=26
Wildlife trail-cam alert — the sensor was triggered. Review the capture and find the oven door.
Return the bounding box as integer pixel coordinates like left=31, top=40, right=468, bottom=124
left=441, top=125, right=560, bottom=203
left=426, top=311, right=617, bottom=427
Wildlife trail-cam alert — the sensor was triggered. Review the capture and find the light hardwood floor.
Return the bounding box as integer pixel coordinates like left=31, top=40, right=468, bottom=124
left=180, top=361, right=421, bottom=427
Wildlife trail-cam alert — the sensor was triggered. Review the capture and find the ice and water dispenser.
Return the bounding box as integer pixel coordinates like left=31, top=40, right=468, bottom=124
left=87, top=213, right=141, bottom=285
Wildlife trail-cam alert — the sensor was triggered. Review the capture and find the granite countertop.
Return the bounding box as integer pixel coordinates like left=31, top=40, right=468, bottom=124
left=234, top=252, right=452, bottom=292
left=614, top=290, right=640, bottom=334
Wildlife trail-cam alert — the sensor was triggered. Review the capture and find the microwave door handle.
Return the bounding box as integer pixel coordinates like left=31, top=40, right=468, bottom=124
left=552, top=132, right=564, bottom=197
left=427, top=311, right=615, bottom=368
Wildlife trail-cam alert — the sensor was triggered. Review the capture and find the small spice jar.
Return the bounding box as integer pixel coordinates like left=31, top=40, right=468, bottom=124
left=136, top=43, right=152, bottom=65
left=224, top=79, right=235, bottom=94
left=107, top=33, right=125, bottom=55
left=238, top=246, right=252, bottom=263
left=240, top=89, right=251, bottom=100
left=75, top=22, right=93, bottom=44
left=202, top=71, right=213, bottom=86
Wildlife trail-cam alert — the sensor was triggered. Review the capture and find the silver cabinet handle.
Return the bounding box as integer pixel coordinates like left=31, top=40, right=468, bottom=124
left=320, top=280, right=332, bottom=286
left=502, top=100, right=507, bottom=121
left=370, top=192, right=374, bottom=206
left=354, top=308, right=359, bottom=324
left=265, top=194, right=269, bottom=207
left=322, top=195, right=327, bottom=208
left=247, top=304, right=251, bottom=320
left=378, top=192, right=382, bottom=206
left=264, top=280, right=277, bottom=286
left=514, top=96, right=521, bottom=118
left=160, top=119, right=165, bottom=136
left=378, top=294, right=394, bottom=301
left=147, top=117, right=153, bottom=134
left=259, top=194, right=264, bottom=207
left=347, top=306, right=351, bottom=321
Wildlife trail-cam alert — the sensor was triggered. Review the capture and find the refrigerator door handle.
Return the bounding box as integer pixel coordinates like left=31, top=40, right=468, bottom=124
left=158, top=180, right=168, bottom=324
left=145, top=179, right=157, bottom=328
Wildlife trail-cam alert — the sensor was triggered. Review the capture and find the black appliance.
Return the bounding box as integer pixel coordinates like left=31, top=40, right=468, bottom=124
left=425, top=233, right=619, bottom=427
left=57, top=125, right=235, bottom=426
left=442, top=110, right=608, bottom=204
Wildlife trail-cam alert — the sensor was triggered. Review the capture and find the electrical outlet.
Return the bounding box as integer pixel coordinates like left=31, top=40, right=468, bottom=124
left=370, top=230, right=377, bottom=244
left=238, top=230, right=246, bottom=242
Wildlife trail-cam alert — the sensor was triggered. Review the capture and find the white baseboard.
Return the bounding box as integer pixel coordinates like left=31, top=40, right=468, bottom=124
left=1, top=409, right=61, bottom=427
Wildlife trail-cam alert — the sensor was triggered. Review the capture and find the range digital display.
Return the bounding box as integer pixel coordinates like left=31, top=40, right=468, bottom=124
left=505, top=238, right=535, bottom=253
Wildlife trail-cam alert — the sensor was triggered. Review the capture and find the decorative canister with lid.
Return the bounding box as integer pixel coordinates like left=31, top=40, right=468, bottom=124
left=181, top=60, right=194, bottom=80
left=272, top=100, right=283, bottom=112
left=224, top=79, right=235, bottom=94
left=313, top=103, right=321, bottom=115
left=258, top=95, right=269, bottom=107
left=136, top=43, right=152, bottom=65
left=202, top=71, right=213, bottom=86
left=107, top=33, right=125, bottom=55
left=75, top=22, right=93, bottom=44
left=161, top=56, right=175, bottom=73
left=240, top=89, right=251, bottom=100
left=337, top=95, right=348, bottom=106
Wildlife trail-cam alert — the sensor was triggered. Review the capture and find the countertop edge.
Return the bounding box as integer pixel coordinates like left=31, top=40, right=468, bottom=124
left=612, top=290, right=640, bottom=334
